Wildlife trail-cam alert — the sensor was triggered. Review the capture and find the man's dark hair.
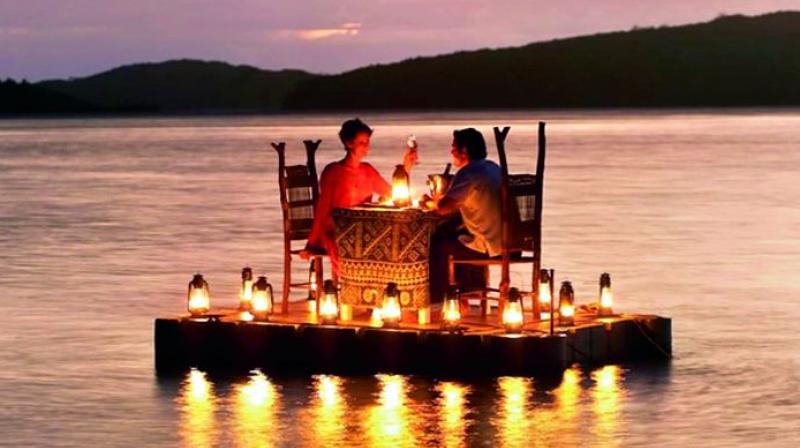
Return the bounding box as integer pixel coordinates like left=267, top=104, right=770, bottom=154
left=453, top=128, right=487, bottom=160
left=339, top=118, right=373, bottom=146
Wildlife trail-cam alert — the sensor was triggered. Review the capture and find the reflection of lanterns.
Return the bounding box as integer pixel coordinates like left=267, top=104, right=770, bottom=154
left=307, top=262, right=318, bottom=313
left=382, top=282, right=402, bottom=328
left=442, top=286, right=461, bottom=331
left=251, top=276, right=274, bottom=321
left=559, top=281, right=575, bottom=326
left=239, top=267, right=254, bottom=310
left=502, top=288, right=524, bottom=333
left=319, top=280, right=339, bottom=325
left=599, top=273, right=613, bottom=316
left=539, top=269, right=552, bottom=320
left=187, top=274, right=210, bottom=316
left=391, top=165, right=410, bottom=207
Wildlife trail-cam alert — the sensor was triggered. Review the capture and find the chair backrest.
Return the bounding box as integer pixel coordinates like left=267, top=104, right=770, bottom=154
left=493, top=123, right=546, bottom=312
left=272, top=140, right=321, bottom=242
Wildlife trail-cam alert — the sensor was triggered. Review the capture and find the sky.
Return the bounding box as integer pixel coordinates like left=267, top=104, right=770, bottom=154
left=1, top=0, right=798, bottom=81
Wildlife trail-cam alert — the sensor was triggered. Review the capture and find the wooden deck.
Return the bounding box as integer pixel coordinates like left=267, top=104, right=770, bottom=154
left=154, top=301, right=671, bottom=376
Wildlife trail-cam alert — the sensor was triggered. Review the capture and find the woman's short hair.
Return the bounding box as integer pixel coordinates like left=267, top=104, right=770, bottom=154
left=339, top=118, right=373, bottom=146
left=453, top=128, right=487, bottom=160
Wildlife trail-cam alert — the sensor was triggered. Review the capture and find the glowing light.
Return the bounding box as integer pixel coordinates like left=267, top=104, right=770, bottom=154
left=187, top=274, right=210, bottom=316
left=438, top=382, right=468, bottom=447
left=319, top=280, right=339, bottom=325
left=239, top=267, right=254, bottom=310
left=591, top=366, right=622, bottom=444
left=539, top=269, right=552, bottom=320
left=382, top=283, right=402, bottom=328
left=599, top=273, right=613, bottom=316
left=234, top=370, right=280, bottom=447
left=251, top=276, right=273, bottom=320
left=366, top=375, right=413, bottom=445
left=312, top=375, right=346, bottom=444
left=558, top=281, right=575, bottom=326
left=240, top=311, right=254, bottom=322
left=503, top=288, right=524, bottom=333
left=498, top=377, right=532, bottom=446
left=391, top=165, right=410, bottom=207
left=178, top=368, right=216, bottom=447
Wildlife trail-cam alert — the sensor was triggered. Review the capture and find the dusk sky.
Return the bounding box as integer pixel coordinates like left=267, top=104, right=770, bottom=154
left=1, top=0, right=798, bottom=81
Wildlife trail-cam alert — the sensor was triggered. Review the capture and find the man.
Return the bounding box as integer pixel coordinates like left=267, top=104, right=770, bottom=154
left=429, top=128, right=503, bottom=303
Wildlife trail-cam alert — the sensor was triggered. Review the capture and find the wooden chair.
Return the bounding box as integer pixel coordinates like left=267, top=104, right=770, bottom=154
left=448, top=122, right=546, bottom=322
left=271, top=140, right=329, bottom=314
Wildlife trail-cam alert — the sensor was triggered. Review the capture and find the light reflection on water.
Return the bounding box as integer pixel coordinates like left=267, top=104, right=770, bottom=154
left=174, top=367, right=625, bottom=447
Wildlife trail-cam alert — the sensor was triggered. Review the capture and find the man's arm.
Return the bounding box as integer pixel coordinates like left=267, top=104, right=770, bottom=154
left=435, top=171, right=471, bottom=215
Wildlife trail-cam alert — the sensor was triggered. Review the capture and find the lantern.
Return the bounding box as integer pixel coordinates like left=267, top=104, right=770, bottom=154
left=558, top=281, right=575, bottom=326
left=382, top=282, right=402, bottom=328
left=502, top=288, right=524, bottom=333
left=187, top=274, right=210, bottom=316
left=239, top=267, right=254, bottom=310
left=391, top=165, right=410, bottom=207
left=251, top=276, right=274, bottom=321
left=307, top=261, right=318, bottom=313
left=539, top=269, right=552, bottom=320
left=442, top=286, right=461, bottom=331
left=319, top=280, right=339, bottom=325
left=599, top=272, right=613, bottom=316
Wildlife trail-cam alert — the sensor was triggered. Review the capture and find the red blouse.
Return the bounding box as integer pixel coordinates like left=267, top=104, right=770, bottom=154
left=307, top=160, right=391, bottom=273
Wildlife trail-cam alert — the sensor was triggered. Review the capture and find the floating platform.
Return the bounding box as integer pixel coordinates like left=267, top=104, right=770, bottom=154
left=154, top=302, right=671, bottom=376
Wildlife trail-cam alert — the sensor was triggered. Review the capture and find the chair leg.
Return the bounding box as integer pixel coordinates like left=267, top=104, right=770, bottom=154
left=313, top=256, right=324, bottom=315
left=481, top=267, right=490, bottom=317
left=281, top=241, right=291, bottom=314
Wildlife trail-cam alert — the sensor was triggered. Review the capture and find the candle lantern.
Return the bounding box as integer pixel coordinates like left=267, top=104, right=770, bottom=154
left=239, top=267, right=254, bottom=310
left=502, top=288, right=524, bottom=333
left=307, top=261, right=318, bottom=313
left=539, top=269, right=552, bottom=320
left=251, top=276, right=274, bottom=321
left=442, top=286, right=461, bottom=331
left=382, top=282, right=402, bottom=328
left=319, top=280, right=339, bottom=325
left=391, top=165, right=411, bottom=207
left=558, top=281, right=575, bottom=326
left=187, top=274, right=210, bottom=316
left=598, top=273, right=613, bottom=316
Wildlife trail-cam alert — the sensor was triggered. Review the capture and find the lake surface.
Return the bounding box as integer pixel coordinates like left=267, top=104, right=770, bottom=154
left=1, top=110, right=799, bottom=447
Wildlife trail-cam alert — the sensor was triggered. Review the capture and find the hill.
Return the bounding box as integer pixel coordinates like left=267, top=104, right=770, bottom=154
left=38, top=59, right=315, bottom=112
left=0, top=79, right=94, bottom=114
left=284, top=12, right=800, bottom=109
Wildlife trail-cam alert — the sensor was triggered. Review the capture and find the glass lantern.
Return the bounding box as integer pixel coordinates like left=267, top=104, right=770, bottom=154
left=442, top=286, right=461, bottom=331
left=382, top=282, right=402, bottom=328
left=319, top=280, right=339, bottom=325
left=558, top=281, right=575, bottom=326
left=187, top=274, right=210, bottom=317
left=391, top=165, right=410, bottom=207
left=251, top=276, right=274, bottom=321
left=539, top=269, right=552, bottom=320
left=502, top=288, right=524, bottom=333
left=239, top=267, right=254, bottom=310
left=599, top=272, right=613, bottom=316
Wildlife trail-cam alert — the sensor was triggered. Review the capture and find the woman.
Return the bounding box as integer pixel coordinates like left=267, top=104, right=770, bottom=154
left=302, top=118, right=417, bottom=275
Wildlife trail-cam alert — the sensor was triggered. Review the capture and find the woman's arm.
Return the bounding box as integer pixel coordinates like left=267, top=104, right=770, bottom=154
left=304, top=165, right=336, bottom=255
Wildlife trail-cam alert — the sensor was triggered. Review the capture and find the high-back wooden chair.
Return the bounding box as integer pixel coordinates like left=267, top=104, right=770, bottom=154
left=271, top=140, right=326, bottom=314
left=448, top=122, right=546, bottom=322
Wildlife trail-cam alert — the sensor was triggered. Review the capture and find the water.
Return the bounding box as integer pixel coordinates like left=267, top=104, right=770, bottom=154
left=1, top=111, right=799, bottom=447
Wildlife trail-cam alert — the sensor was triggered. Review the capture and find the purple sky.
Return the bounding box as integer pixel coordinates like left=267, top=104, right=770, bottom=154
left=1, top=0, right=798, bottom=81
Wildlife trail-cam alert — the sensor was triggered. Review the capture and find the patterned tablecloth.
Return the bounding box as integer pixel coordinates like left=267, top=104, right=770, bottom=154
left=333, top=206, right=442, bottom=311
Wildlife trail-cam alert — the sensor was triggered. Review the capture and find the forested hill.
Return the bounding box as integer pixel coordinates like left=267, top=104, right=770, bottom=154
left=284, top=12, right=800, bottom=110
left=36, top=60, right=314, bottom=113
left=3, top=12, right=800, bottom=115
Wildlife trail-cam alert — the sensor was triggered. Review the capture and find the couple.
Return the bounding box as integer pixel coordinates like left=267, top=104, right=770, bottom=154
left=302, top=118, right=502, bottom=304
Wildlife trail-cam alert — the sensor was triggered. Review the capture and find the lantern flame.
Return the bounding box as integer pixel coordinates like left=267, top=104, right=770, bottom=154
left=503, top=288, right=524, bottom=333
left=382, top=283, right=402, bottom=327
left=319, top=280, right=339, bottom=324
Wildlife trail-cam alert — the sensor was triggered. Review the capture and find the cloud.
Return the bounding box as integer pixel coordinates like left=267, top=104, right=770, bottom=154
left=276, top=22, right=361, bottom=41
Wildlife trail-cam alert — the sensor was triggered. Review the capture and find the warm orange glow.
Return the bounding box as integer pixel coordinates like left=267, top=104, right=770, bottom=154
left=240, top=311, right=254, bottom=322
left=371, top=308, right=383, bottom=327
left=382, top=288, right=402, bottom=327
left=539, top=282, right=552, bottom=320
left=591, top=366, right=622, bottom=444
left=252, top=289, right=272, bottom=317
left=437, top=382, right=468, bottom=447
left=233, top=370, right=280, bottom=447
left=178, top=369, right=217, bottom=447
left=503, top=301, right=524, bottom=332
left=366, top=375, right=414, bottom=445
left=498, top=377, right=532, bottom=446
left=188, top=288, right=210, bottom=316
left=312, top=375, right=346, bottom=444
left=443, top=298, right=461, bottom=327
left=239, top=279, right=253, bottom=309
left=391, top=183, right=410, bottom=206
left=600, top=287, right=613, bottom=314
left=319, top=292, right=338, bottom=324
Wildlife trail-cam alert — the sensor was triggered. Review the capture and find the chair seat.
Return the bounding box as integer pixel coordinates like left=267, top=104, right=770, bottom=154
left=451, top=251, right=534, bottom=266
